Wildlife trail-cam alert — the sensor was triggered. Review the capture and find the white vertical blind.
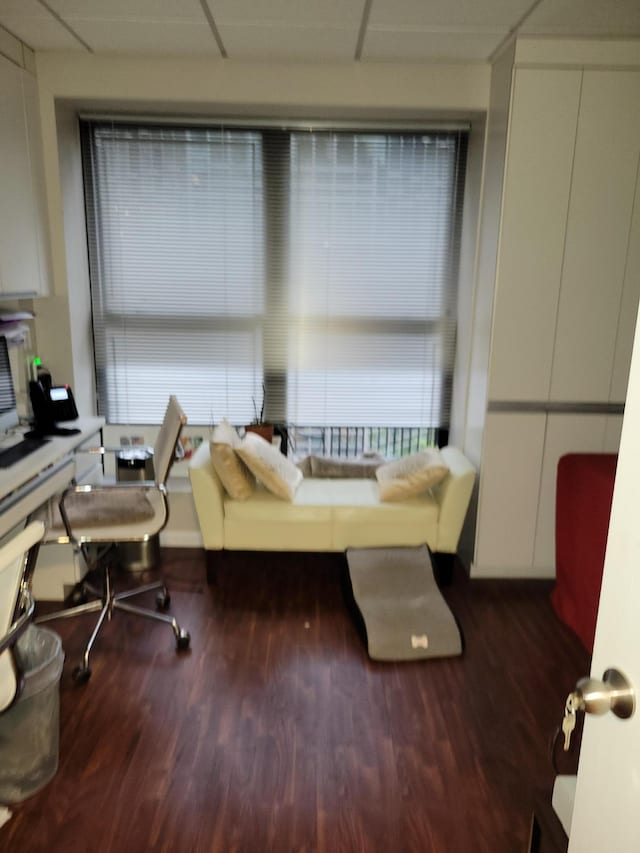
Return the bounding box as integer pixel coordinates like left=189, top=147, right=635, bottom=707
left=82, top=121, right=466, bottom=428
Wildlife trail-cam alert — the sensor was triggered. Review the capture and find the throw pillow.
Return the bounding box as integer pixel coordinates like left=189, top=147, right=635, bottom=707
left=296, top=455, right=312, bottom=477
left=310, top=455, right=382, bottom=479
left=237, top=432, right=303, bottom=501
left=210, top=419, right=254, bottom=500
left=376, top=449, right=449, bottom=502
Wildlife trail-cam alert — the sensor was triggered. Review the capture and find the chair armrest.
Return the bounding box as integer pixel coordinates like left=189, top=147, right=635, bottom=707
left=188, top=442, right=225, bottom=550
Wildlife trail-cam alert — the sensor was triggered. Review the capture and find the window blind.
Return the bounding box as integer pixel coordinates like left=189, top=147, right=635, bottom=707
left=81, top=120, right=467, bottom=429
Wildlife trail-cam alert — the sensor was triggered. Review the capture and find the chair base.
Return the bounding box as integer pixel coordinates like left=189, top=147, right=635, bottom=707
left=36, top=557, right=190, bottom=683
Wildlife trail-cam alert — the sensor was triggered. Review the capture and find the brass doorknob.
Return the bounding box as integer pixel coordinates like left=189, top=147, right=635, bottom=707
left=575, top=668, right=635, bottom=719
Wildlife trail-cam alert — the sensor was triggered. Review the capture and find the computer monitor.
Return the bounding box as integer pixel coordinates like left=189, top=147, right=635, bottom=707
left=0, top=335, right=19, bottom=435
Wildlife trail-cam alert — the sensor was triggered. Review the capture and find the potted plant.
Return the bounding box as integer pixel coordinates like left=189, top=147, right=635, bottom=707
left=245, top=384, right=274, bottom=442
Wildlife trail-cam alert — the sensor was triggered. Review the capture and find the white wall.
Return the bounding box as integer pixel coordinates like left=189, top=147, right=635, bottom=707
left=22, top=52, right=490, bottom=546
left=35, top=53, right=489, bottom=114
left=460, top=41, right=514, bottom=469
left=450, top=40, right=515, bottom=566
left=30, top=52, right=490, bottom=406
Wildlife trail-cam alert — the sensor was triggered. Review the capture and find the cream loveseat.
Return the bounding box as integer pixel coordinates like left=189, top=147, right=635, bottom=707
left=189, top=441, right=476, bottom=581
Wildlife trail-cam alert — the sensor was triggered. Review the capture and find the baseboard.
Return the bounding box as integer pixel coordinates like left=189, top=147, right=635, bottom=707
left=471, top=561, right=556, bottom=580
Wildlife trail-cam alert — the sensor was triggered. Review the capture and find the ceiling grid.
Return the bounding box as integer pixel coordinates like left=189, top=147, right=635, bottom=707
left=0, top=0, right=637, bottom=61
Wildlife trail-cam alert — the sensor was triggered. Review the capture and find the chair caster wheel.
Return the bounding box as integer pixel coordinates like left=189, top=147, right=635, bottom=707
left=156, top=591, right=171, bottom=611
left=71, top=587, right=88, bottom=606
left=176, top=630, right=190, bottom=651
left=72, top=665, right=91, bottom=684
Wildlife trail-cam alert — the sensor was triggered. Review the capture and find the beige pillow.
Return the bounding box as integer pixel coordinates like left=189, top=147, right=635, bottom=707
left=237, top=432, right=303, bottom=501
left=376, top=449, right=449, bottom=502
left=210, top=419, right=254, bottom=500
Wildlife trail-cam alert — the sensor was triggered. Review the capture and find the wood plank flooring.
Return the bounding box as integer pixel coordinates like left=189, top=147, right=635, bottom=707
left=0, top=549, right=588, bottom=853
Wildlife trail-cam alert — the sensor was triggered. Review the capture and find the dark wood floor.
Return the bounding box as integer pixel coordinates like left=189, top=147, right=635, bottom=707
left=1, top=549, right=588, bottom=853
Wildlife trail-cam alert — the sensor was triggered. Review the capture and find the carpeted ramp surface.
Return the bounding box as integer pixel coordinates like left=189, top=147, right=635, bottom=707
left=346, top=545, right=462, bottom=661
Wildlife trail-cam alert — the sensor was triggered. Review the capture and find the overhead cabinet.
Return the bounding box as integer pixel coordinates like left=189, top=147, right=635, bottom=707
left=551, top=71, right=640, bottom=403
left=0, top=53, right=51, bottom=298
left=488, top=68, right=582, bottom=402
left=489, top=68, right=640, bottom=406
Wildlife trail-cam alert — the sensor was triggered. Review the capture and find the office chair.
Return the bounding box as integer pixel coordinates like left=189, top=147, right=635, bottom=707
left=36, top=396, right=190, bottom=683
left=0, top=522, right=44, bottom=711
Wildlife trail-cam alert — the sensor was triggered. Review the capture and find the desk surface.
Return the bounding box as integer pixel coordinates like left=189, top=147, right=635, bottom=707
left=1, top=417, right=105, bottom=502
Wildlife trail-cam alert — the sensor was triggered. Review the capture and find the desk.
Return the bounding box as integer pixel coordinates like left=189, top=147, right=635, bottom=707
left=0, top=418, right=105, bottom=540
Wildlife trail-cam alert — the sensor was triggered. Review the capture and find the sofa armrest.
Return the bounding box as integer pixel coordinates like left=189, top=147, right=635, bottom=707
left=188, top=442, right=225, bottom=550
left=433, top=447, right=476, bottom=553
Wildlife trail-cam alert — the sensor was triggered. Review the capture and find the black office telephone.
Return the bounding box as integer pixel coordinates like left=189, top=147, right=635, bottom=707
left=28, top=380, right=80, bottom=437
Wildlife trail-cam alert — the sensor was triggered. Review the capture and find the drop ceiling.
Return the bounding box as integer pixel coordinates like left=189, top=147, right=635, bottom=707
left=0, top=0, right=638, bottom=63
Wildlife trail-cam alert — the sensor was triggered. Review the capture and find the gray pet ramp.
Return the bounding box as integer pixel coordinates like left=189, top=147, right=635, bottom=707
left=346, top=545, right=462, bottom=661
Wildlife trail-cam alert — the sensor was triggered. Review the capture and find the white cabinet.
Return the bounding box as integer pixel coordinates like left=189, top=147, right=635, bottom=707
left=475, top=411, right=623, bottom=578
left=489, top=69, right=581, bottom=401
left=489, top=69, right=640, bottom=406
left=0, top=53, right=50, bottom=298
left=474, top=63, right=639, bottom=579
left=551, top=71, right=640, bottom=403
left=474, top=412, right=546, bottom=575
left=21, top=69, right=51, bottom=297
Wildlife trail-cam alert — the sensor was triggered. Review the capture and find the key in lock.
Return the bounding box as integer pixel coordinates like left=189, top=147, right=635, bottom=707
left=560, top=668, right=635, bottom=753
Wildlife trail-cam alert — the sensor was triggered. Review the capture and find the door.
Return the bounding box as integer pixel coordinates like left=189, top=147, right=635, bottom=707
left=568, top=311, right=640, bottom=849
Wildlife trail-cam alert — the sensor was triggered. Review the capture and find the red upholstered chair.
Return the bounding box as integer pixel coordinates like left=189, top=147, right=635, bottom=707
left=551, top=453, right=618, bottom=653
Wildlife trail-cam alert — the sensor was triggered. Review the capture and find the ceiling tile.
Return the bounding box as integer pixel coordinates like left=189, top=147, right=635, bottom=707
left=369, top=0, right=532, bottom=30
left=67, top=19, right=222, bottom=55
left=0, top=0, right=45, bottom=13
left=0, top=13, right=83, bottom=50
left=219, top=24, right=359, bottom=61
left=49, top=0, right=205, bottom=23
left=363, top=28, right=506, bottom=62
left=213, top=0, right=364, bottom=26
left=523, top=0, right=640, bottom=35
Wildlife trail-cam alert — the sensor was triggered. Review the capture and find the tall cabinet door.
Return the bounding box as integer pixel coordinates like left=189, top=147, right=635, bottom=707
left=551, top=71, right=640, bottom=402
left=610, top=163, right=640, bottom=402
left=22, top=70, right=51, bottom=298
left=0, top=54, right=50, bottom=298
left=489, top=68, right=581, bottom=401
left=0, top=54, right=40, bottom=296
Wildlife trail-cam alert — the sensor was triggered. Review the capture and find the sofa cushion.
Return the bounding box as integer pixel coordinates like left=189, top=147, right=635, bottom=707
left=210, top=420, right=254, bottom=500
left=225, top=483, right=334, bottom=522
left=236, top=432, right=303, bottom=501
left=224, top=478, right=437, bottom=516
left=223, top=478, right=438, bottom=551
left=376, top=449, right=449, bottom=502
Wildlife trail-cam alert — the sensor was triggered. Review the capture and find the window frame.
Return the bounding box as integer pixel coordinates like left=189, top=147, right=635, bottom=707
left=80, top=117, right=468, bottom=442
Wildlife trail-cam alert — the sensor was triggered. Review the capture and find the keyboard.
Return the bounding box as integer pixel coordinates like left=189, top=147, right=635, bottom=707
left=0, top=436, right=50, bottom=468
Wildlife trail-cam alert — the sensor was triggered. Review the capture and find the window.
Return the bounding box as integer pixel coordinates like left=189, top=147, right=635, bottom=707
left=81, top=120, right=467, bottom=446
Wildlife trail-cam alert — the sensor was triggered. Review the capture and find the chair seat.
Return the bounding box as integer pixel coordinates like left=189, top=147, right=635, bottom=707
left=41, top=486, right=167, bottom=543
